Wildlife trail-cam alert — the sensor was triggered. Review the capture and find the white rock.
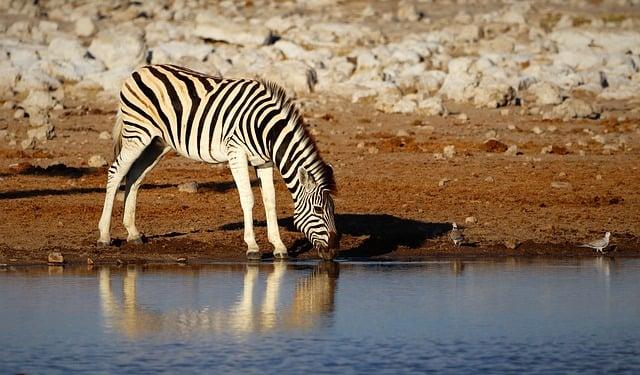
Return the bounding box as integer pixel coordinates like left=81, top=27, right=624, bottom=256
left=465, top=216, right=477, bottom=224
left=528, top=82, right=563, bottom=106
left=88, top=26, right=146, bottom=70
left=74, top=17, right=95, bottom=37
left=456, top=24, right=483, bottom=42
left=47, top=37, right=87, bottom=61
left=390, top=97, right=417, bottom=114
left=418, top=96, right=447, bottom=116
left=88, top=154, right=108, bottom=168
left=397, top=1, right=422, bottom=22
left=151, top=41, right=212, bottom=63
left=504, top=145, right=521, bottom=156
left=27, top=124, right=55, bottom=141
left=14, top=65, right=61, bottom=93
left=443, top=145, right=455, bottom=158
left=258, top=60, right=317, bottom=95
left=473, top=81, right=515, bottom=108
left=552, top=98, right=599, bottom=119
left=192, top=17, right=273, bottom=46
left=178, top=182, right=199, bottom=193
left=98, top=131, right=111, bottom=140
left=439, top=58, right=478, bottom=101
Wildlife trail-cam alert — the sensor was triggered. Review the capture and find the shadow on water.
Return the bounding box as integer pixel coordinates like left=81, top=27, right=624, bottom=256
left=220, top=213, right=451, bottom=259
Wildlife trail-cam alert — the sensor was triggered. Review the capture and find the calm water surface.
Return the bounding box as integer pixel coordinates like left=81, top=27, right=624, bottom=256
left=1, top=258, right=640, bottom=374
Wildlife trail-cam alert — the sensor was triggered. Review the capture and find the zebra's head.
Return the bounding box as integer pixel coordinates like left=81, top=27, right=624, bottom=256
left=294, top=166, right=339, bottom=260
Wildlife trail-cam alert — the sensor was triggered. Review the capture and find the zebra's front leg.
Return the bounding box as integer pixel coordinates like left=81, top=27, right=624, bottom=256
left=229, top=151, right=261, bottom=260
left=256, top=164, right=288, bottom=259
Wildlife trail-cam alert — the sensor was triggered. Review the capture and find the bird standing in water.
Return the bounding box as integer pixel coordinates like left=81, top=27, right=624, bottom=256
left=578, top=232, right=611, bottom=253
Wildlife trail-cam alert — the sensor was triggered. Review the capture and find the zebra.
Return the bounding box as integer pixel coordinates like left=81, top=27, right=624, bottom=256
left=97, top=64, right=339, bottom=260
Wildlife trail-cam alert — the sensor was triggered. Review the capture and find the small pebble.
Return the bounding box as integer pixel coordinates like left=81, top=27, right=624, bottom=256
left=465, top=216, right=477, bottom=224
left=551, top=181, right=571, bottom=189
left=457, top=113, right=468, bottom=122
left=596, top=174, right=602, bottom=180
left=48, top=252, right=64, bottom=265
left=88, top=154, right=108, bottom=168
left=396, top=129, right=410, bottom=137
left=443, top=145, right=455, bottom=158
left=484, top=176, right=495, bottom=182
left=178, top=182, right=199, bottom=193
left=98, top=131, right=111, bottom=140
left=438, top=178, right=450, bottom=187
left=14, top=108, right=25, bottom=119
left=500, top=109, right=509, bottom=116
left=504, top=239, right=520, bottom=249
left=87, top=257, right=94, bottom=265
left=532, top=126, right=543, bottom=135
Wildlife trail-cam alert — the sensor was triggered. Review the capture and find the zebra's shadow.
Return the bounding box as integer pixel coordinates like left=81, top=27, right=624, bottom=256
left=220, top=213, right=451, bottom=258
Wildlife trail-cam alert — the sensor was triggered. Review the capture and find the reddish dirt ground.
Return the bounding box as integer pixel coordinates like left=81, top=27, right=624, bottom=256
left=1, top=94, right=639, bottom=266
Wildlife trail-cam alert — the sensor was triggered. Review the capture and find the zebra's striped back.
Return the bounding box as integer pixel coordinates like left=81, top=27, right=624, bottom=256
left=116, top=64, right=337, bottom=253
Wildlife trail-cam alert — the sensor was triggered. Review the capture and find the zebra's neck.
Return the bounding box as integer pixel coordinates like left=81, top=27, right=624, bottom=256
left=271, top=123, right=326, bottom=198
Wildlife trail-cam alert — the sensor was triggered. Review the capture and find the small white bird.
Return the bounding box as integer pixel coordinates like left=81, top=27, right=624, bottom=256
left=579, top=232, right=611, bottom=253
left=450, top=223, right=465, bottom=247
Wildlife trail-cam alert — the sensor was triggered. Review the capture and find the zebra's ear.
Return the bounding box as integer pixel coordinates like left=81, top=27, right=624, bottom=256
left=298, top=166, right=317, bottom=192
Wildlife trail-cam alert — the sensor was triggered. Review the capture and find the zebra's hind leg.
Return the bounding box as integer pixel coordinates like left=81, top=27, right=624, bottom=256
left=256, top=164, right=288, bottom=259
left=228, top=150, right=261, bottom=260
left=97, top=140, right=150, bottom=246
left=123, top=138, right=170, bottom=244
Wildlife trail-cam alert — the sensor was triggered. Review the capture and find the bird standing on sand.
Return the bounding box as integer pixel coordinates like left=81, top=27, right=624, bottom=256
left=450, top=223, right=465, bottom=247
left=578, top=232, right=611, bottom=253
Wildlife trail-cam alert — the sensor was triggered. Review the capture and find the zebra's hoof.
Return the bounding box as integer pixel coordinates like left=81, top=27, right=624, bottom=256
left=246, top=251, right=262, bottom=261
left=127, top=236, right=144, bottom=245
left=97, top=239, right=111, bottom=247
left=274, top=252, right=289, bottom=260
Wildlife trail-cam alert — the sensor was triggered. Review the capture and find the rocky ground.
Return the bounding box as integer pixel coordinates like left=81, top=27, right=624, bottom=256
left=0, top=0, right=639, bottom=265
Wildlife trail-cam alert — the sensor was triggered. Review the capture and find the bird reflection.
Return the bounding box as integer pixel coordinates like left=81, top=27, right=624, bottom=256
left=99, top=262, right=339, bottom=339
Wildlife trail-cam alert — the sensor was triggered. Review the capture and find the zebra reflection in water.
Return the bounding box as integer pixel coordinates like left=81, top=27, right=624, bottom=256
left=98, top=262, right=339, bottom=338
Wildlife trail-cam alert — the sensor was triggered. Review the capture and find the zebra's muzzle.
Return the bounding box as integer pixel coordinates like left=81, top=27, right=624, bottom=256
left=316, top=231, right=339, bottom=260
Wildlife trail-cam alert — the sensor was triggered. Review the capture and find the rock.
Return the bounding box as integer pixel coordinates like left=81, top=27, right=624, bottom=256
left=417, top=96, right=447, bottom=116
left=14, top=108, right=25, bottom=119
left=27, top=124, right=55, bottom=141
left=396, top=129, right=410, bottom=137
left=178, top=182, right=199, bottom=193
left=88, top=26, right=146, bottom=70
left=75, top=17, right=95, bottom=37
left=457, top=113, right=469, bottom=122
left=551, top=181, right=571, bottom=189
left=552, top=98, right=600, bottom=119
left=504, top=145, right=522, bottom=156
left=87, top=257, right=94, bottom=265
left=88, top=154, right=107, bottom=168
left=21, top=90, right=57, bottom=113
left=21, top=137, right=36, bottom=150
left=439, top=58, right=478, bottom=102
left=481, top=139, right=508, bottom=153
left=550, top=145, right=570, bottom=155
left=465, top=216, right=477, bottom=224
left=397, top=1, right=422, bottom=22
left=99, top=131, right=111, bottom=140
left=528, top=82, right=563, bottom=106
left=176, top=257, right=188, bottom=264
left=151, top=41, right=212, bottom=64
left=258, top=60, right=317, bottom=96
left=438, top=177, right=450, bottom=187
left=457, top=24, right=483, bottom=42
left=473, top=82, right=515, bottom=108
left=532, top=126, right=544, bottom=135
left=443, top=145, right=455, bottom=158
left=484, top=176, right=495, bottom=183
left=192, top=17, right=274, bottom=46
left=47, top=37, right=87, bottom=61
left=390, top=97, right=417, bottom=114
left=504, top=239, right=520, bottom=250
left=48, top=251, right=64, bottom=265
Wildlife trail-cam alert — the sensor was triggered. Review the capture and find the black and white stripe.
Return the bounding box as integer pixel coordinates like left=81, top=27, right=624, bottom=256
left=98, top=64, right=338, bottom=259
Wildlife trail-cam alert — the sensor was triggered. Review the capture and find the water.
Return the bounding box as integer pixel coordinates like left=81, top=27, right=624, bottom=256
left=1, top=258, right=640, bottom=374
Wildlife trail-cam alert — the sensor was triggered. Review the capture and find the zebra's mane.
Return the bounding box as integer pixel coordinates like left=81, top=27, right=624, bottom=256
left=259, top=79, right=337, bottom=194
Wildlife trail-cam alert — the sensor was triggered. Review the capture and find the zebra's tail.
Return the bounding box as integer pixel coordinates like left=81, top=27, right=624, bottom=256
left=112, top=108, right=124, bottom=161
